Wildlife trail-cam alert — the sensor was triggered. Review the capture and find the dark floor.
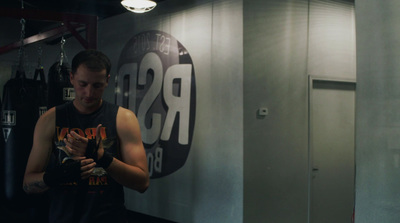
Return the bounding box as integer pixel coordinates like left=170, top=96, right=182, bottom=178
left=0, top=201, right=176, bottom=223
left=127, top=211, right=177, bottom=223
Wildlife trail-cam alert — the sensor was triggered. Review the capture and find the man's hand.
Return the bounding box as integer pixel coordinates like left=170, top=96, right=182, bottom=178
left=64, top=131, right=89, bottom=157
left=95, top=124, right=104, bottom=160
left=93, top=124, right=113, bottom=169
left=43, top=157, right=96, bottom=187
left=80, top=158, right=96, bottom=179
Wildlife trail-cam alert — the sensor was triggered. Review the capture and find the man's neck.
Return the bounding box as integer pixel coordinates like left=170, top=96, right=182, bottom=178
left=72, top=99, right=103, bottom=114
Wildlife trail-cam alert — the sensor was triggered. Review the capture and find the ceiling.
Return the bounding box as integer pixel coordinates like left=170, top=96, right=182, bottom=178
left=0, top=0, right=166, bottom=20
left=0, top=0, right=166, bottom=49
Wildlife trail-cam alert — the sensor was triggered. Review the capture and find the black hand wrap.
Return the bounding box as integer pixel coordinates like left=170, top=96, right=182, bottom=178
left=43, top=159, right=81, bottom=187
left=85, top=139, right=113, bottom=169
left=97, top=152, right=113, bottom=169
left=85, top=139, right=99, bottom=162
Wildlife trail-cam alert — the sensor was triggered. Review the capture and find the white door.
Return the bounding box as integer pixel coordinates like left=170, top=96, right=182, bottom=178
left=308, top=77, right=355, bottom=223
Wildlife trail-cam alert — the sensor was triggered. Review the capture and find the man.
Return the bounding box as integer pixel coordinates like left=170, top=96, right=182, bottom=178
left=23, top=49, right=149, bottom=222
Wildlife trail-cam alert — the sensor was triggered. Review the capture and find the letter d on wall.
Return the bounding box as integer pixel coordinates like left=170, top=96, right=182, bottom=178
left=116, top=30, right=196, bottom=179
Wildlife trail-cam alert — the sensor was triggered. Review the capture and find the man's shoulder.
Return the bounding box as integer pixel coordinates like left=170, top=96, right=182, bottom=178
left=116, top=106, right=138, bottom=122
left=36, top=107, right=56, bottom=132
left=41, top=107, right=56, bottom=119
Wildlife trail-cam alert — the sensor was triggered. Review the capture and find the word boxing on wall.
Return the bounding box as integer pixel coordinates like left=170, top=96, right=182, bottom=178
left=115, top=30, right=196, bottom=179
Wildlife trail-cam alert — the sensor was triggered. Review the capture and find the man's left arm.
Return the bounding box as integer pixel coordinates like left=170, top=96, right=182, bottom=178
left=100, top=107, right=149, bottom=193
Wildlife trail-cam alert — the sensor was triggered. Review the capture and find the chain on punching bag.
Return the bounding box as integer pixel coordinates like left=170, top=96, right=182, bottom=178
left=47, top=37, right=74, bottom=108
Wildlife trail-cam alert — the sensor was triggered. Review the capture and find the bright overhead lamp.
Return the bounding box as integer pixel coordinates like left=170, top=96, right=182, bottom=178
left=121, top=0, right=157, bottom=13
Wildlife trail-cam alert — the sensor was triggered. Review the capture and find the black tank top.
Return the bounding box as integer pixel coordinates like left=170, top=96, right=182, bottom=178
left=48, top=101, right=126, bottom=223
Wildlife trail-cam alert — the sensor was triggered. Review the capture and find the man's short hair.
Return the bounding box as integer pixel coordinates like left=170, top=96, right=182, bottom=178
left=71, top=49, right=111, bottom=75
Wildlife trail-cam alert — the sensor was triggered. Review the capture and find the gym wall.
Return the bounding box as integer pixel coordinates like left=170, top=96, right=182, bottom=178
left=98, top=0, right=243, bottom=222
left=244, top=0, right=355, bottom=222
left=0, top=0, right=356, bottom=222
left=355, top=0, right=400, bottom=222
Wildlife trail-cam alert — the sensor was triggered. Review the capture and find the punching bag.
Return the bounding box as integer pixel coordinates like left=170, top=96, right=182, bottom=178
left=47, top=61, right=74, bottom=108
left=33, top=66, right=48, bottom=116
left=0, top=98, right=4, bottom=203
left=2, top=68, right=47, bottom=209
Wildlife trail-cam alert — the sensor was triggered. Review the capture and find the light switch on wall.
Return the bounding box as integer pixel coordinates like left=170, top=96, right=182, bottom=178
left=258, top=107, right=268, bottom=116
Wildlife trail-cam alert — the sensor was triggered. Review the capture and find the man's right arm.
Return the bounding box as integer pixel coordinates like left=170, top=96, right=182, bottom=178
left=23, top=108, right=55, bottom=194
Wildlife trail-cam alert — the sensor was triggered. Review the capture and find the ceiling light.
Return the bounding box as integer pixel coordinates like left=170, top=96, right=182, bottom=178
left=121, top=0, right=157, bottom=13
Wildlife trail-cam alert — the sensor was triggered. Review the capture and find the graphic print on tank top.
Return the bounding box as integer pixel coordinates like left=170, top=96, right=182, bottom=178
left=53, top=101, right=119, bottom=189
left=49, top=102, right=125, bottom=223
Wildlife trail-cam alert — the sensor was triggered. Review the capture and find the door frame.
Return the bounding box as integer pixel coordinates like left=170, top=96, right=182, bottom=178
left=307, top=75, right=356, bottom=223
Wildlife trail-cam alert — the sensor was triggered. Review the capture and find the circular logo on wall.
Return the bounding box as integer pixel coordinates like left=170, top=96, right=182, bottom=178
left=116, top=30, right=196, bottom=179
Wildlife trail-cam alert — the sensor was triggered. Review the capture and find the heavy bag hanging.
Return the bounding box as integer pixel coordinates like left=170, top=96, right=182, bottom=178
left=34, top=66, right=48, bottom=114
left=47, top=61, right=74, bottom=108
left=0, top=98, right=4, bottom=202
left=34, top=46, right=48, bottom=113
left=2, top=69, right=47, bottom=209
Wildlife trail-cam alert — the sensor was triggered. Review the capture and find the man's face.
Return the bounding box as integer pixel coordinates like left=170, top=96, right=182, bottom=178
left=70, top=64, right=109, bottom=113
